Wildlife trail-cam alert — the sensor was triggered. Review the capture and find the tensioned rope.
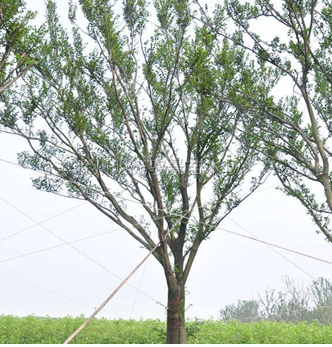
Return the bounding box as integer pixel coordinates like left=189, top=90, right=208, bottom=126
left=219, top=227, right=332, bottom=265
left=0, top=195, right=170, bottom=311
left=3, top=208, right=326, bottom=324
left=225, top=217, right=322, bottom=280
left=62, top=215, right=186, bottom=344
left=1, top=157, right=327, bottom=309
left=130, top=259, right=149, bottom=319
left=0, top=200, right=87, bottom=243
left=175, top=163, right=322, bottom=279
left=1, top=162, right=324, bottom=295
left=191, top=215, right=321, bottom=280
left=2, top=218, right=330, bottom=271
left=0, top=229, right=122, bottom=264
left=2, top=266, right=332, bottom=327
left=0, top=270, right=123, bottom=318
left=129, top=229, right=159, bottom=319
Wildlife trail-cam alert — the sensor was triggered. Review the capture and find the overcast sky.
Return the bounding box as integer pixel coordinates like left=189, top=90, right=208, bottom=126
left=0, top=0, right=331, bottom=321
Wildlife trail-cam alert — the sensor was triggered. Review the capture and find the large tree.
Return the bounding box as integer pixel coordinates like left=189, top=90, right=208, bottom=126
left=0, top=0, right=42, bottom=93
left=206, top=0, right=332, bottom=241
left=0, top=0, right=266, bottom=343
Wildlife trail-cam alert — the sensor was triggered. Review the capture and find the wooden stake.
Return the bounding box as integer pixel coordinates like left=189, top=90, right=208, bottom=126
left=63, top=242, right=161, bottom=344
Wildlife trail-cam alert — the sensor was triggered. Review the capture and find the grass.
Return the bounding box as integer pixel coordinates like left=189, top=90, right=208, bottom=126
left=0, top=315, right=332, bottom=343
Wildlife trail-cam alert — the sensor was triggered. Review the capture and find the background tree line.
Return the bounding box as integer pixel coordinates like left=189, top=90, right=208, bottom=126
left=220, top=277, right=332, bottom=325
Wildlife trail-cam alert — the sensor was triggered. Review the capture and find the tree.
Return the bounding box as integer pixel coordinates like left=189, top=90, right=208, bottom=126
left=258, top=277, right=311, bottom=323
left=210, top=0, right=332, bottom=241
left=311, top=277, right=332, bottom=324
left=0, top=0, right=42, bottom=93
left=220, top=299, right=261, bottom=322
left=0, top=0, right=267, bottom=343
left=220, top=277, right=332, bottom=324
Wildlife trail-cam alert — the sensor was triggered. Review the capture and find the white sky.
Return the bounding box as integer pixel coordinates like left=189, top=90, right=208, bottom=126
left=0, top=0, right=331, bottom=321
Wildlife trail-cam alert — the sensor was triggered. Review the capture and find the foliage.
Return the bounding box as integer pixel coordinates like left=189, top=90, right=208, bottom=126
left=220, top=299, right=261, bottom=323
left=0, top=1, right=268, bottom=342
left=220, top=277, right=332, bottom=325
left=0, top=0, right=43, bottom=93
left=0, top=316, right=165, bottom=344
left=209, top=0, right=332, bottom=241
left=0, top=0, right=264, bottom=268
left=0, top=315, right=331, bottom=344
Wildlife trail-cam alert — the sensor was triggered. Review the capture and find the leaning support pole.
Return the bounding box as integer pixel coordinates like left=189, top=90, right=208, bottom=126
left=63, top=242, right=160, bottom=344
left=62, top=217, right=184, bottom=344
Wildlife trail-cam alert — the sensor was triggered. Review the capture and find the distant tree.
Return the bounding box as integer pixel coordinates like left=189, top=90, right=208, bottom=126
left=220, top=299, right=261, bottom=322
left=216, top=0, right=332, bottom=241
left=310, top=277, right=332, bottom=324
left=0, top=0, right=42, bottom=93
left=0, top=0, right=266, bottom=343
left=259, top=278, right=311, bottom=323
left=220, top=277, right=332, bottom=325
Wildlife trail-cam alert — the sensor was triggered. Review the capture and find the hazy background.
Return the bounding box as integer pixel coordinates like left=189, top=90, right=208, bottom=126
left=0, top=0, right=331, bottom=321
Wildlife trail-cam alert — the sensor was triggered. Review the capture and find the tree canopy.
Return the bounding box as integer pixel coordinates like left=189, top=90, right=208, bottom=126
left=203, top=0, right=332, bottom=241
left=0, top=0, right=267, bottom=343
left=3, top=0, right=332, bottom=343
left=0, top=0, right=42, bottom=93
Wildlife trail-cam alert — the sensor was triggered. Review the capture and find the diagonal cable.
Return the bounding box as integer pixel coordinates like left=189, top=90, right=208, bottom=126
left=0, top=270, right=123, bottom=318
left=0, top=195, right=169, bottom=310
left=0, top=229, right=122, bottom=264
left=63, top=214, right=186, bottom=344
left=1, top=157, right=321, bottom=305
left=0, top=198, right=86, bottom=243
left=226, top=216, right=322, bottom=279
left=219, top=227, right=332, bottom=265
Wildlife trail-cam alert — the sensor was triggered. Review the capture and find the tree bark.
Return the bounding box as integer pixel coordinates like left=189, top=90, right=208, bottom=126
left=178, top=284, right=187, bottom=344
left=166, top=283, right=180, bottom=344
left=166, top=280, right=186, bottom=343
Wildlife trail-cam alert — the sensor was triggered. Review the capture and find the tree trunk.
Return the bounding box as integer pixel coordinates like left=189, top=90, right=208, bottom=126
left=178, top=284, right=186, bottom=344
left=166, top=283, right=180, bottom=344
left=166, top=281, right=186, bottom=343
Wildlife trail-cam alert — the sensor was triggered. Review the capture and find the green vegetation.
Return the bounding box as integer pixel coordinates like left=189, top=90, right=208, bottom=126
left=2, top=0, right=332, bottom=343
left=0, top=0, right=265, bottom=342
left=0, top=315, right=332, bottom=344
left=0, top=0, right=43, bottom=93
left=220, top=277, right=332, bottom=325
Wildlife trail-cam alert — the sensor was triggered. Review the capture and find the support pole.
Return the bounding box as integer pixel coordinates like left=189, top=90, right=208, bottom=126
left=63, top=243, right=159, bottom=344
left=62, top=216, right=185, bottom=344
